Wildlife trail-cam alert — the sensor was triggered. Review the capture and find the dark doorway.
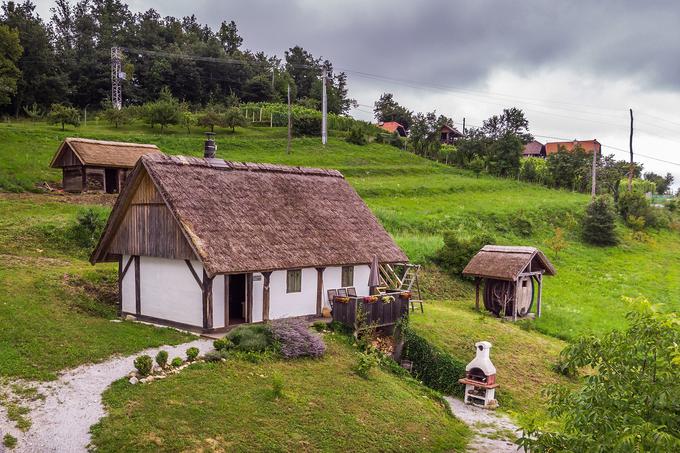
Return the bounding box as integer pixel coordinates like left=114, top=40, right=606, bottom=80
left=228, top=274, right=246, bottom=325
left=104, top=168, right=119, bottom=193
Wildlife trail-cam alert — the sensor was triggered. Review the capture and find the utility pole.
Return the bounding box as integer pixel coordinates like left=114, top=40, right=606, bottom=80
left=462, top=117, right=466, bottom=135
left=287, top=84, right=292, bottom=155
left=271, top=67, right=275, bottom=92
left=111, top=47, right=122, bottom=110
left=591, top=144, right=597, bottom=198
left=321, top=69, right=328, bottom=145
left=627, top=108, right=634, bottom=192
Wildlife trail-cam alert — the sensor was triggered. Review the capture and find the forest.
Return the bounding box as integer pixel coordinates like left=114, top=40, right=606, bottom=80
left=0, top=0, right=355, bottom=116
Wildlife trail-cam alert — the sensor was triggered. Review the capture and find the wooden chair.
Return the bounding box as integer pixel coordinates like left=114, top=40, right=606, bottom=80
left=327, top=289, right=338, bottom=307
left=346, top=287, right=357, bottom=297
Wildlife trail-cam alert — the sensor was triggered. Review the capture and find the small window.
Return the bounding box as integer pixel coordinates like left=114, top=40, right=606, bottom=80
left=341, top=266, right=354, bottom=287
left=522, top=279, right=528, bottom=288
left=286, top=269, right=302, bottom=293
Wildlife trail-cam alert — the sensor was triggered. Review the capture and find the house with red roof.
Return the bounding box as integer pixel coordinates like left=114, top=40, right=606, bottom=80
left=545, top=139, right=601, bottom=156
left=377, top=121, right=407, bottom=137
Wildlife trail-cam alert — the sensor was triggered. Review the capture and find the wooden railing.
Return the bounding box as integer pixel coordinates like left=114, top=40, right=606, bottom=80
left=331, top=291, right=410, bottom=331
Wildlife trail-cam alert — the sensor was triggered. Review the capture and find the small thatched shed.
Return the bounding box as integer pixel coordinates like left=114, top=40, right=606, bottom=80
left=50, top=138, right=161, bottom=193
left=462, top=245, right=556, bottom=320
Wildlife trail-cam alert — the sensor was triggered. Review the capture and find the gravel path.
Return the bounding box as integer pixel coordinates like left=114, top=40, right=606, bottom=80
left=445, top=397, right=524, bottom=453
left=0, top=339, right=213, bottom=453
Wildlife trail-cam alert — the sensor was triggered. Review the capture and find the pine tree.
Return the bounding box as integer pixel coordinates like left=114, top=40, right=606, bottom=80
left=582, top=196, right=618, bottom=246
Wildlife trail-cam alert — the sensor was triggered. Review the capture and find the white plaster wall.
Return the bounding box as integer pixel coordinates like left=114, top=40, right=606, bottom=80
left=251, top=273, right=264, bottom=323
left=139, top=256, right=203, bottom=327
left=121, top=254, right=135, bottom=314
left=268, top=267, right=317, bottom=319
left=321, top=265, right=371, bottom=306
left=212, top=275, right=225, bottom=329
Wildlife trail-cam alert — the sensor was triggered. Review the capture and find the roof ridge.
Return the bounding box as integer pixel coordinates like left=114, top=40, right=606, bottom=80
left=142, top=153, right=344, bottom=178
left=65, top=137, right=159, bottom=148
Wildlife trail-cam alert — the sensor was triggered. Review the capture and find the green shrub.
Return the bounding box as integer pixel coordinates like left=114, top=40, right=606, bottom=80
left=354, top=351, right=379, bottom=379
left=213, top=338, right=233, bottom=351
left=47, top=103, right=80, bottom=130
left=171, top=357, right=183, bottom=368
left=203, top=350, right=228, bottom=362
left=311, top=321, right=327, bottom=333
left=186, top=347, right=200, bottom=362
left=345, top=126, right=367, bottom=145
left=618, top=191, right=651, bottom=224
left=70, top=207, right=108, bottom=249
left=402, top=327, right=466, bottom=396
left=328, top=320, right=351, bottom=334
left=226, top=324, right=273, bottom=352
left=510, top=214, right=533, bottom=237
left=155, top=350, right=168, bottom=368
left=271, top=372, right=284, bottom=399
left=433, top=231, right=496, bottom=278
left=3, top=433, right=17, bottom=449
left=292, top=114, right=321, bottom=136
left=582, top=196, right=618, bottom=246
left=133, top=355, right=153, bottom=377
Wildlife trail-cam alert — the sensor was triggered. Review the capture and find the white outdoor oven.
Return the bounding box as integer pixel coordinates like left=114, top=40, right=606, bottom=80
left=458, top=341, right=499, bottom=409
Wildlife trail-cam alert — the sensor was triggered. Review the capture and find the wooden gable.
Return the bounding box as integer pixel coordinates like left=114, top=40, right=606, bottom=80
left=107, top=172, right=196, bottom=260
left=51, top=143, right=83, bottom=168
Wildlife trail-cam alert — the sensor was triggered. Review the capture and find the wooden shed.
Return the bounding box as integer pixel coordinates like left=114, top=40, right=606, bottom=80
left=462, top=246, right=556, bottom=320
left=50, top=138, right=161, bottom=193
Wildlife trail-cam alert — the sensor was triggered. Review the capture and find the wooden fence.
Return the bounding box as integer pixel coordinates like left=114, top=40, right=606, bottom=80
left=332, top=292, right=410, bottom=331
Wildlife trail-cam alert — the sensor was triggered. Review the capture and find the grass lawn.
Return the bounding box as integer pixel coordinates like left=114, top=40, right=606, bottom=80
left=0, top=195, right=193, bottom=380
left=410, top=300, right=572, bottom=419
left=90, top=335, right=471, bottom=452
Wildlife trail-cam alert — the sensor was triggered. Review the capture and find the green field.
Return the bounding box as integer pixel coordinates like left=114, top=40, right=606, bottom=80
left=90, top=335, right=470, bottom=452
left=0, top=120, right=678, bottom=448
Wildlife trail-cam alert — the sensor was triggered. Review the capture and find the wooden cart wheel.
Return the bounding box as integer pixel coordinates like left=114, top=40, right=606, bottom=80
left=483, top=279, right=534, bottom=317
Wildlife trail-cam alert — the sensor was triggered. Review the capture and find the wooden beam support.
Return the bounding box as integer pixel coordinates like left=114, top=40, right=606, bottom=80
left=474, top=278, right=481, bottom=311
left=316, top=267, right=326, bottom=316
left=121, top=255, right=134, bottom=279
left=262, top=271, right=272, bottom=322
left=512, top=279, right=518, bottom=322
left=117, top=256, right=123, bottom=316
left=224, top=275, right=230, bottom=327
left=185, top=260, right=202, bottom=289
left=537, top=273, right=543, bottom=318
left=134, top=255, right=141, bottom=316
left=202, top=269, right=213, bottom=330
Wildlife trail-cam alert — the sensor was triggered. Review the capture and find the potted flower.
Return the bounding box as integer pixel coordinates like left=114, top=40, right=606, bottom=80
left=400, top=291, right=412, bottom=300
left=334, top=296, right=350, bottom=304
left=381, top=295, right=395, bottom=304
left=363, top=295, right=379, bottom=303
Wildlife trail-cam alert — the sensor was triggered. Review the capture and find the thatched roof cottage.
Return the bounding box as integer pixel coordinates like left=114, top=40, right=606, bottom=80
left=91, top=152, right=407, bottom=333
left=50, top=138, right=161, bottom=193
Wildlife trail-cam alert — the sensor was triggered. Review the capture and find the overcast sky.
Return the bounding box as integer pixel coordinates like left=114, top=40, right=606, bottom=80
left=35, top=0, right=680, bottom=188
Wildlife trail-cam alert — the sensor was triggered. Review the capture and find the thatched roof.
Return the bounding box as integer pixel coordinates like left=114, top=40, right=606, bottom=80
left=92, top=154, right=408, bottom=276
left=50, top=138, right=161, bottom=168
left=462, top=245, right=556, bottom=281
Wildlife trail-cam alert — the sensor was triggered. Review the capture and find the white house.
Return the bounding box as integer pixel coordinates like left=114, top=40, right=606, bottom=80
left=91, top=152, right=408, bottom=333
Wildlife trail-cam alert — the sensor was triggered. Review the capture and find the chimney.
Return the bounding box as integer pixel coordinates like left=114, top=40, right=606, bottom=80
left=204, top=132, right=216, bottom=158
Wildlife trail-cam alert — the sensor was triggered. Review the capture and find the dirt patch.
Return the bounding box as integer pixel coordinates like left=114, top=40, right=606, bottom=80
left=0, top=254, right=72, bottom=268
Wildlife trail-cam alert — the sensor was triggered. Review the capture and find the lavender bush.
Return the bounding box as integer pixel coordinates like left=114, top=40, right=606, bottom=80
left=270, top=319, right=326, bottom=359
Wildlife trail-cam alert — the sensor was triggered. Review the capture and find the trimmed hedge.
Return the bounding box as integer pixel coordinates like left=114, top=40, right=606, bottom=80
left=402, top=328, right=466, bottom=397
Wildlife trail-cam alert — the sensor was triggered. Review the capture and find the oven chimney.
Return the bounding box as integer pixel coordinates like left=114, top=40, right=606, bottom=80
left=204, top=132, right=216, bottom=158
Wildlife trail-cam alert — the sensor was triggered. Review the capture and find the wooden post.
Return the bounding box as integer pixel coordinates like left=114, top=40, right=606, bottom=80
left=134, top=255, right=141, bottom=316
left=628, top=108, right=634, bottom=192
left=117, top=256, right=123, bottom=316
left=262, top=271, right=272, bottom=322
left=537, top=273, right=543, bottom=318
left=202, top=269, right=213, bottom=330
left=316, top=267, right=326, bottom=316
left=475, top=278, right=481, bottom=311
left=512, top=280, right=518, bottom=322
left=224, top=275, right=230, bottom=327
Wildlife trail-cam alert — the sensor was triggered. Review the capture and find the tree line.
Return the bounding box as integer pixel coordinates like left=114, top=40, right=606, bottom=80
left=0, top=0, right=356, bottom=117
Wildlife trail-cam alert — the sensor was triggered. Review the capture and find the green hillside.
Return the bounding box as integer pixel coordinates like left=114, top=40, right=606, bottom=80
left=0, top=121, right=678, bottom=447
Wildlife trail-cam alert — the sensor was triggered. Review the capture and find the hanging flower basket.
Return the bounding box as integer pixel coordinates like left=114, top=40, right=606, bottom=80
left=334, top=296, right=350, bottom=304
left=381, top=295, right=395, bottom=304
left=363, top=295, right=379, bottom=303
left=400, top=291, right=412, bottom=300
